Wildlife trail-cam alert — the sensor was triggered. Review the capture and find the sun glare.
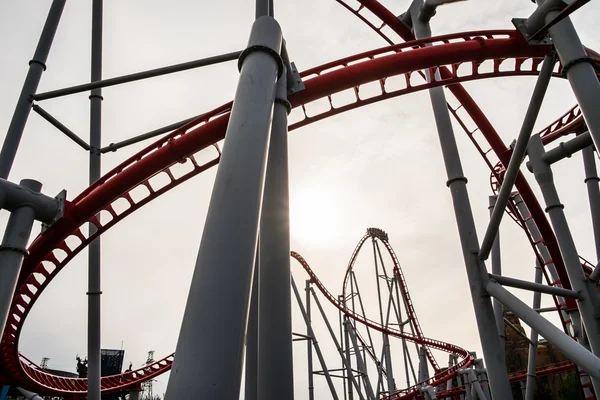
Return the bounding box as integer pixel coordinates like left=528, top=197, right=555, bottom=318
left=290, top=185, right=342, bottom=247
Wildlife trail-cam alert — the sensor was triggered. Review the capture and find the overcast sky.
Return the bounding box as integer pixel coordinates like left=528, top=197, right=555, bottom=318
left=1, top=0, right=600, bottom=398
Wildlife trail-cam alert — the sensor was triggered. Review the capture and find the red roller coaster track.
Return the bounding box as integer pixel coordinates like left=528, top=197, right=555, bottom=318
left=1, top=0, right=599, bottom=397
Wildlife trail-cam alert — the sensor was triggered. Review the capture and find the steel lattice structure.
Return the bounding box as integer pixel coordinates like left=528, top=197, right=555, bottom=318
left=1, top=0, right=600, bottom=399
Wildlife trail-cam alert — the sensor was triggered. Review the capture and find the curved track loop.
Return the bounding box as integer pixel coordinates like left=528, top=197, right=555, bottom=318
left=342, top=231, right=439, bottom=372
left=291, top=251, right=472, bottom=400
left=343, top=0, right=600, bottom=314
left=2, top=29, right=599, bottom=395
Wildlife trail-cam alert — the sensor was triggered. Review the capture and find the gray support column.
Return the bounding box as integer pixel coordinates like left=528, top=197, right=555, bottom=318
left=0, top=0, right=66, bottom=179
left=258, top=71, right=293, bottom=400
left=460, top=370, right=472, bottom=400
left=528, top=134, right=600, bottom=392
left=488, top=196, right=506, bottom=352
left=128, top=391, right=140, bottom=400
left=408, top=2, right=512, bottom=398
left=486, top=280, right=600, bottom=378
left=446, top=355, right=454, bottom=395
left=245, top=265, right=258, bottom=400
left=87, top=2, right=103, bottom=399
left=306, top=282, right=315, bottom=400
left=344, top=320, right=376, bottom=400
left=536, top=0, right=600, bottom=151
left=418, top=346, right=429, bottom=382
left=525, top=261, right=543, bottom=400
left=164, top=16, right=282, bottom=399
left=582, top=145, right=600, bottom=262
left=291, top=278, right=340, bottom=400
left=311, top=290, right=365, bottom=400
left=0, top=180, right=41, bottom=338
left=345, top=315, right=355, bottom=400
left=473, top=358, right=490, bottom=400
left=468, top=369, right=488, bottom=400
left=373, top=240, right=395, bottom=393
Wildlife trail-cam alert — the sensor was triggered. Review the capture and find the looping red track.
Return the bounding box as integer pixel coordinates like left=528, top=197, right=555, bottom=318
left=291, top=251, right=472, bottom=400
left=342, top=231, right=440, bottom=372
left=1, top=6, right=599, bottom=395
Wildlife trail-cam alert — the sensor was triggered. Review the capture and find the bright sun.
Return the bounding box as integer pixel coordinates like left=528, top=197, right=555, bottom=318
left=290, top=185, right=342, bottom=247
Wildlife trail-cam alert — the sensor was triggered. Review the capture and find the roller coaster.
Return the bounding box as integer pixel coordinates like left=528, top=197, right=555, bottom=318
left=1, top=0, right=600, bottom=399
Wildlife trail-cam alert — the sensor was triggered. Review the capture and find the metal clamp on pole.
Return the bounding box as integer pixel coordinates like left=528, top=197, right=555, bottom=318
left=0, top=178, right=62, bottom=225
left=0, top=180, right=43, bottom=338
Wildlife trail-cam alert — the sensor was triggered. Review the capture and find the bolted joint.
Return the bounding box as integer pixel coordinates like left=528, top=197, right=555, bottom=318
left=238, top=16, right=284, bottom=80
left=417, top=3, right=437, bottom=23
left=0, top=178, right=63, bottom=225
left=525, top=0, right=567, bottom=36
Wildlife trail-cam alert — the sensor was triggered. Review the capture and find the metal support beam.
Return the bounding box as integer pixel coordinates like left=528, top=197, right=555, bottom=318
left=345, top=320, right=376, bottom=400
left=486, top=280, right=600, bottom=379
left=245, top=264, right=258, bottom=400
left=528, top=134, right=600, bottom=381
left=306, top=281, right=315, bottom=400
left=291, top=279, right=340, bottom=400
left=479, top=52, right=555, bottom=261
left=473, top=358, right=491, bottom=400
left=582, top=144, right=600, bottom=263
left=87, top=2, right=103, bottom=399
left=535, top=0, right=600, bottom=152
left=311, top=289, right=365, bottom=400
left=488, top=196, right=506, bottom=352
left=0, top=178, right=60, bottom=224
left=468, top=369, right=488, bottom=400
left=128, top=391, right=140, bottom=400
left=488, top=273, right=580, bottom=298
left=100, top=115, right=198, bottom=153
left=164, top=16, right=282, bottom=399
left=543, top=131, right=592, bottom=166
left=408, top=2, right=513, bottom=398
left=504, top=307, right=557, bottom=316
left=256, top=0, right=272, bottom=18
left=258, top=71, right=293, bottom=400
left=33, top=51, right=242, bottom=101
left=418, top=346, right=430, bottom=382
left=503, top=318, right=533, bottom=346
left=16, top=388, right=43, bottom=400
left=32, top=105, right=90, bottom=151
left=0, top=180, right=41, bottom=339
left=0, top=0, right=66, bottom=179
left=525, top=261, right=543, bottom=400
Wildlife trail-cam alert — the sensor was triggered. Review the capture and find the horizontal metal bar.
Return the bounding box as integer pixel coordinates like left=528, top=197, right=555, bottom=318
left=34, top=50, right=242, bottom=101
left=486, top=280, right=600, bottom=380
left=504, top=307, right=557, bottom=316
left=100, top=115, right=199, bottom=153
left=32, top=105, right=90, bottom=151
left=527, top=131, right=592, bottom=169
left=292, top=332, right=312, bottom=340
left=488, top=273, right=580, bottom=299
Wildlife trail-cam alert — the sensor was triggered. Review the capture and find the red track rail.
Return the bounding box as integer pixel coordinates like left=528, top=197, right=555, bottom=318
left=1, top=30, right=598, bottom=396
left=292, top=251, right=472, bottom=400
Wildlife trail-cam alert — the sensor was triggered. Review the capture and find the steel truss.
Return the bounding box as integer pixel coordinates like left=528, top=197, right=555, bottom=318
left=1, top=0, right=600, bottom=399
